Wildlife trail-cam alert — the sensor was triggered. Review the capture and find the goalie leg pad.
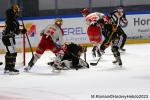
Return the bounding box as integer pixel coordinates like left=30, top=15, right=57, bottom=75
left=79, top=59, right=89, bottom=68
left=5, top=52, right=17, bottom=71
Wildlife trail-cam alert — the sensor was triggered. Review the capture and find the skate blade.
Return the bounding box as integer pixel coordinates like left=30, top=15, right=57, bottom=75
left=90, top=63, right=97, bottom=66
left=9, top=72, right=19, bottom=75
left=51, top=69, right=61, bottom=73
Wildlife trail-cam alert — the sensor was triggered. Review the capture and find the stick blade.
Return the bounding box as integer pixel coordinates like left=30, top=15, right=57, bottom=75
left=90, top=63, right=97, bottom=66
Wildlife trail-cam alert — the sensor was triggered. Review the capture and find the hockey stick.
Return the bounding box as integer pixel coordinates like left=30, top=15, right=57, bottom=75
left=90, top=25, right=117, bottom=66
left=84, top=46, right=87, bottom=62
left=90, top=44, right=102, bottom=66
left=90, top=57, right=101, bottom=66
left=21, top=18, right=34, bottom=56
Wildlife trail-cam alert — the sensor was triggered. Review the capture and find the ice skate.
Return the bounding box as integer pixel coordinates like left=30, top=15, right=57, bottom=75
left=113, top=56, right=122, bottom=66
left=100, top=50, right=105, bottom=55
left=24, top=63, right=32, bottom=72
left=92, top=50, right=96, bottom=58
left=51, top=64, right=62, bottom=73
left=118, top=58, right=122, bottom=66
left=119, top=48, right=126, bottom=52
left=112, top=60, right=118, bottom=64
left=24, top=56, right=36, bottom=72
left=4, top=70, right=10, bottom=74
left=24, top=62, right=33, bottom=72
left=92, top=46, right=97, bottom=58
left=4, top=69, right=19, bottom=75
left=9, top=69, right=19, bottom=75
left=112, top=56, right=118, bottom=64
left=24, top=66, right=31, bottom=72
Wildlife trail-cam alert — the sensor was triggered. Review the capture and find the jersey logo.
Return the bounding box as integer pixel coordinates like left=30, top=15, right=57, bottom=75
left=47, top=27, right=56, bottom=35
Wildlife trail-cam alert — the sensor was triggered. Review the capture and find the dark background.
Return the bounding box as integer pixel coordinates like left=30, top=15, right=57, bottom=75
left=0, top=0, right=150, bottom=20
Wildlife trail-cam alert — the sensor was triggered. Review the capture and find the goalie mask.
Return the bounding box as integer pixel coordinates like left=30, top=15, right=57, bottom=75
left=81, top=8, right=90, bottom=17
left=55, top=18, right=63, bottom=26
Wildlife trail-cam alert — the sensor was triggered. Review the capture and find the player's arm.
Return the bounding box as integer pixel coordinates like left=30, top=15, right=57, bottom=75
left=44, top=25, right=56, bottom=38
left=109, top=10, right=117, bottom=23
left=122, top=13, right=128, bottom=23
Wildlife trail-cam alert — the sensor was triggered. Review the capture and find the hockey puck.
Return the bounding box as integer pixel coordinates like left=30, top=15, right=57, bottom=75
left=0, top=62, right=3, bottom=65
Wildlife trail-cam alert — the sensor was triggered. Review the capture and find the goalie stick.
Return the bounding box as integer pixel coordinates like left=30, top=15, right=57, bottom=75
left=84, top=46, right=87, bottom=62
left=21, top=18, right=34, bottom=57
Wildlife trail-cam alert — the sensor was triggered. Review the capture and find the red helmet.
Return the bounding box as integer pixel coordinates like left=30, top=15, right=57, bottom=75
left=81, top=8, right=90, bottom=16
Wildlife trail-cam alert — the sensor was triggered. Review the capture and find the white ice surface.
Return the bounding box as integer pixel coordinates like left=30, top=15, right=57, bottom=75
left=0, top=44, right=150, bottom=100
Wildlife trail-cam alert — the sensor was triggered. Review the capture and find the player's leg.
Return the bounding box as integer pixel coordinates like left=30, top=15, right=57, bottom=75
left=24, top=35, right=47, bottom=71
left=92, top=45, right=97, bottom=57
left=118, top=26, right=127, bottom=51
left=100, top=36, right=110, bottom=54
left=2, top=36, right=19, bottom=74
left=95, top=43, right=101, bottom=57
left=111, top=39, right=122, bottom=66
left=87, top=25, right=101, bottom=57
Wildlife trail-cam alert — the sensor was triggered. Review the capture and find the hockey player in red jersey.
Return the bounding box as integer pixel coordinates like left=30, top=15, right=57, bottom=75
left=81, top=8, right=104, bottom=58
left=24, top=18, right=65, bottom=71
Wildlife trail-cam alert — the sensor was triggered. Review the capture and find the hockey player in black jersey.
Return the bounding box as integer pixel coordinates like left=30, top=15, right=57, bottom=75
left=2, top=4, right=27, bottom=74
left=100, top=16, right=123, bottom=66
left=110, top=7, right=128, bottom=51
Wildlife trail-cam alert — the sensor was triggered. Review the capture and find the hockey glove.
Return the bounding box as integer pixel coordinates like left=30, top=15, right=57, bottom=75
left=21, top=28, right=27, bottom=34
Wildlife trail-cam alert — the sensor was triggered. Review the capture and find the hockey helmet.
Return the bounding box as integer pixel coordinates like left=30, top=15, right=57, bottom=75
left=12, top=4, right=20, bottom=13
left=117, top=6, right=123, bottom=12
left=103, top=16, right=110, bottom=22
left=81, top=8, right=90, bottom=16
left=55, top=18, right=63, bottom=26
